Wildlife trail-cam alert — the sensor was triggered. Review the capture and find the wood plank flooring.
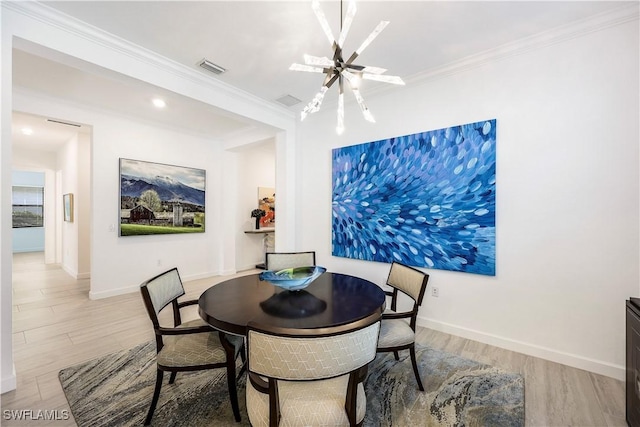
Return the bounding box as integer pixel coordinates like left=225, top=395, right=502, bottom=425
left=1, top=252, right=627, bottom=426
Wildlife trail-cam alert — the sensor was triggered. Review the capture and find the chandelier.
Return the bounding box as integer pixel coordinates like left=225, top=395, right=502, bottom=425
left=290, top=0, right=405, bottom=134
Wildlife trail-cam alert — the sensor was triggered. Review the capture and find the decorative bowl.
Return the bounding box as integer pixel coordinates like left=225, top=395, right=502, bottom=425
left=259, top=266, right=326, bottom=291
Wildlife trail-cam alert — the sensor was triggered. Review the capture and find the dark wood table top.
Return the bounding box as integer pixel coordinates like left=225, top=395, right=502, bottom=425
left=198, top=272, right=386, bottom=336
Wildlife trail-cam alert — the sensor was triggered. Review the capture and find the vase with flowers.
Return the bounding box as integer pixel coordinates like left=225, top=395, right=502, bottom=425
left=251, top=209, right=266, bottom=230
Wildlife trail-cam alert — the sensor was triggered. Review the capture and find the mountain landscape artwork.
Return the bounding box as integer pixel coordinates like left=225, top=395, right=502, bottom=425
left=332, top=119, right=496, bottom=276
left=119, top=158, right=205, bottom=236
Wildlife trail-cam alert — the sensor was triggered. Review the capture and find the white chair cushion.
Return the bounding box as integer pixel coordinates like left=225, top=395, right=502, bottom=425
left=246, top=374, right=366, bottom=427
left=377, top=317, right=415, bottom=349
left=157, top=319, right=241, bottom=367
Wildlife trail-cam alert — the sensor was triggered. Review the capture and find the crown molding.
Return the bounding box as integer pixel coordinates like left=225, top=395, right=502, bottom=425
left=343, top=2, right=638, bottom=105
left=3, top=1, right=296, bottom=124
left=405, top=2, right=639, bottom=86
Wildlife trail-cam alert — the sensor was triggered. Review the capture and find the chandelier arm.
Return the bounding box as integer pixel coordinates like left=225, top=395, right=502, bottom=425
left=324, top=73, right=340, bottom=89
left=303, top=55, right=334, bottom=67
left=352, top=20, right=389, bottom=61
left=344, top=64, right=365, bottom=71
left=337, top=1, right=357, bottom=48
left=352, top=89, right=375, bottom=123
left=342, top=71, right=374, bottom=123
left=361, top=65, right=387, bottom=74
left=345, top=51, right=359, bottom=66
left=362, top=73, right=405, bottom=85
left=289, top=63, right=325, bottom=73
left=312, top=1, right=337, bottom=46
left=337, top=75, right=345, bottom=134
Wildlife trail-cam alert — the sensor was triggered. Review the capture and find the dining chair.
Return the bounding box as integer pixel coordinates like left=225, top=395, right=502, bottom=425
left=264, top=251, right=316, bottom=271
left=245, top=320, right=381, bottom=427
left=139, top=267, right=244, bottom=425
left=376, top=262, right=429, bottom=391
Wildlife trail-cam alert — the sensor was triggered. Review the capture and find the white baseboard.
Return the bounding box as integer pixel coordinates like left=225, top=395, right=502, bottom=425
left=89, top=270, right=223, bottom=299
left=182, top=270, right=221, bottom=281
left=218, top=269, right=237, bottom=276
left=61, top=264, right=78, bottom=280
left=418, top=317, right=625, bottom=381
left=12, top=248, right=44, bottom=253
left=237, top=263, right=261, bottom=272
left=1, top=366, right=17, bottom=393
left=89, top=285, right=139, bottom=300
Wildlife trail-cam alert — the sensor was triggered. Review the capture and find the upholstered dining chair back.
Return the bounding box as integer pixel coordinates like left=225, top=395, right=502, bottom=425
left=265, top=251, right=316, bottom=271
left=141, top=267, right=185, bottom=322
left=248, top=321, right=380, bottom=380
left=246, top=320, right=380, bottom=427
left=386, top=261, right=429, bottom=305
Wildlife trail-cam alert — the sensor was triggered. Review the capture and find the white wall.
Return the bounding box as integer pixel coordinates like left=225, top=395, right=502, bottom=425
left=56, top=132, right=91, bottom=279
left=58, top=134, right=79, bottom=276
left=1, top=2, right=16, bottom=392
left=77, top=133, right=91, bottom=278
left=233, top=140, right=276, bottom=271
left=296, top=17, right=639, bottom=379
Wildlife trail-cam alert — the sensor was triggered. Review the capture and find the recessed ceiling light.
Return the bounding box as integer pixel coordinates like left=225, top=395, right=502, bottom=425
left=152, top=98, right=166, bottom=108
left=21, top=128, right=33, bottom=135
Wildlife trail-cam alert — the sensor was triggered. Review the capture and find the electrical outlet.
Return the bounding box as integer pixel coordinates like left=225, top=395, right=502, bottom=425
left=431, top=287, right=439, bottom=297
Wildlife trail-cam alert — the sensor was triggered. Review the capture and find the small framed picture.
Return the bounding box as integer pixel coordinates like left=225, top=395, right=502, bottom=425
left=63, top=193, right=74, bottom=222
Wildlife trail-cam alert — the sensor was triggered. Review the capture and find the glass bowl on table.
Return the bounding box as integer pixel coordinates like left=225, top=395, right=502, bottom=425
left=258, top=266, right=326, bottom=291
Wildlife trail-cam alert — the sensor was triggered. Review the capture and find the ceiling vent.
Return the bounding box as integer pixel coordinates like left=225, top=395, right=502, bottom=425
left=276, top=94, right=302, bottom=107
left=198, top=59, right=226, bottom=75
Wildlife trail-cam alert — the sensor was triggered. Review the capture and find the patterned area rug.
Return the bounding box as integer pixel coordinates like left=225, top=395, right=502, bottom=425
left=59, top=341, right=524, bottom=426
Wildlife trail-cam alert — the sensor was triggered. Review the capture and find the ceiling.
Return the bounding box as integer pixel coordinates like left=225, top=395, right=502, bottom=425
left=12, top=0, right=631, bottom=152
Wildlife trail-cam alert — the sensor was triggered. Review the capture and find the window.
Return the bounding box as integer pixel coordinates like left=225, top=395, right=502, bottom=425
left=12, top=186, right=44, bottom=228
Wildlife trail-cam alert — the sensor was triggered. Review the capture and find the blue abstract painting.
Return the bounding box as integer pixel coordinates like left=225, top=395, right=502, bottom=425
left=332, top=119, right=496, bottom=275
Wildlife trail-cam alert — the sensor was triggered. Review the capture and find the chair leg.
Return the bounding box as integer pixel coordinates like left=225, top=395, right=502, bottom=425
left=144, top=369, right=164, bottom=425
left=237, top=360, right=247, bottom=382
left=237, top=340, right=247, bottom=380
left=226, top=362, right=241, bottom=422
left=240, top=341, right=247, bottom=364
left=393, top=351, right=400, bottom=361
left=169, top=372, right=177, bottom=384
left=409, top=345, right=424, bottom=391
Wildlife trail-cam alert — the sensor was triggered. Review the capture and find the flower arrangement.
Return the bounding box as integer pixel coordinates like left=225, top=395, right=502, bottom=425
left=251, top=209, right=266, bottom=229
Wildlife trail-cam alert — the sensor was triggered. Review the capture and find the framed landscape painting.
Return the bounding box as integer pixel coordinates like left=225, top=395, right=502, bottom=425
left=63, top=193, right=73, bottom=222
left=119, top=158, right=205, bottom=236
left=331, top=119, right=496, bottom=276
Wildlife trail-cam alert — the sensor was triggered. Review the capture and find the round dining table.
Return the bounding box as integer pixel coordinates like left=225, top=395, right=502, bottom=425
left=198, top=271, right=386, bottom=336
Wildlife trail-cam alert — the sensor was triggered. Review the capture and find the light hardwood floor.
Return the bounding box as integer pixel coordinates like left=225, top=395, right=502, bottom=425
left=1, top=252, right=627, bottom=426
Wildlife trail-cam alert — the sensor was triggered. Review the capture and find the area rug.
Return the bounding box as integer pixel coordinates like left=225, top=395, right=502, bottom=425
left=59, top=341, right=524, bottom=426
